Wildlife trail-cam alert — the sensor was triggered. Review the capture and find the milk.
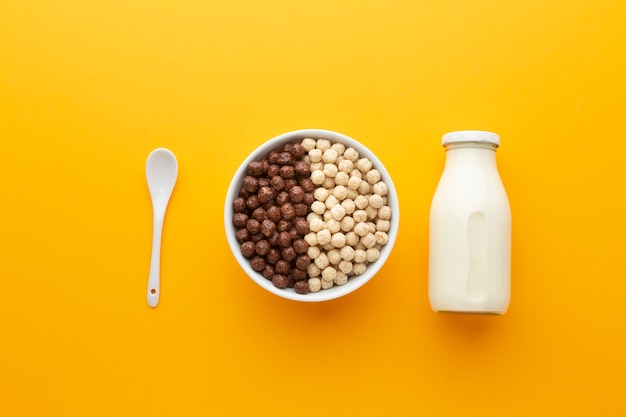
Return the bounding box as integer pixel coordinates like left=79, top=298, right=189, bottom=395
left=429, top=131, right=511, bottom=314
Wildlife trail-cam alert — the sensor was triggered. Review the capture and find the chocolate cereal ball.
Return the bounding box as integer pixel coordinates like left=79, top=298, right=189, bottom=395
left=257, top=186, right=273, bottom=204
left=291, top=143, right=306, bottom=159
left=233, top=197, right=247, bottom=212
left=275, top=260, right=290, bottom=275
left=289, top=186, right=304, bottom=203
left=281, top=246, right=297, bottom=263
left=272, top=274, right=289, bottom=289
left=261, top=264, right=275, bottom=279
left=246, top=218, right=261, bottom=234
left=294, top=160, right=310, bottom=176
left=267, top=205, right=282, bottom=222
left=267, top=248, right=281, bottom=264
left=250, top=256, right=266, bottom=272
left=255, top=240, right=271, bottom=256
left=293, top=280, right=310, bottom=294
left=295, top=254, right=311, bottom=270
left=252, top=207, right=267, bottom=222
left=247, top=161, right=265, bottom=176
left=232, top=213, right=248, bottom=228
left=293, top=239, right=308, bottom=254
left=243, top=175, right=258, bottom=193
left=260, top=219, right=276, bottom=237
left=240, top=241, right=256, bottom=258
left=235, top=228, right=250, bottom=243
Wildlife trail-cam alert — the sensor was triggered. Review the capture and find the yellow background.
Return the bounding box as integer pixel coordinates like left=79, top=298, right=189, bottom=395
left=1, top=1, right=625, bottom=416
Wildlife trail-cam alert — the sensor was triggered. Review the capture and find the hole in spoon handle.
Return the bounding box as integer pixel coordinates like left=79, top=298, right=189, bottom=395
left=147, top=287, right=159, bottom=307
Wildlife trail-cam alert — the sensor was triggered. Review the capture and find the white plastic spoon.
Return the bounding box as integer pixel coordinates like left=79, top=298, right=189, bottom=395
left=146, top=148, right=178, bottom=308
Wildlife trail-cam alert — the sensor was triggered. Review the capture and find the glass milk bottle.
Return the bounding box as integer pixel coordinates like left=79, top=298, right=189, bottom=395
left=429, top=130, right=511, bottom=314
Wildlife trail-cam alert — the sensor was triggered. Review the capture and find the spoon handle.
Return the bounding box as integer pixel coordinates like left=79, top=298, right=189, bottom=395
left=147, top=213, right=164, bottom=307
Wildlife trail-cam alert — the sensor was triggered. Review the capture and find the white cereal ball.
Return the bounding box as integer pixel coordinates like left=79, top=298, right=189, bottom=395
left=338, top=159, right=353, bottom=173
left=304, top=232, right=318, bottom=246
left=354, top=249, right=367, bottom=263
left=353, top=209, right=368, bottom=223
left=333, top=185, right=348, bottom=201
left=321, top=266, right=337, bottom=282
left=330, top=204, right=346, bottom=221
left=314, top=187, right=330, bottom=202
left=311, top=201, right=326, bottom=215
left=331, top=232, right=346, bottom=248
left=354, top=195, right=369, bottom=210
left=365, top=205, right=378, bottom=220
left=316, top=138, right=331, bottom=151
left=311, top=170, right=325, bottom=185
left=354, top=221, right=369, bottom=237
left=310, top=162, right=324, bottom=172
left=347, top=175, right=362, bottom=191
left=369, top=194, right=384, bottom=209
left=321, top=279, right=334, bottom=290
left=375, top=231, right=389, bottom=245
left=323, top=210, right=332, bottom=221
left=340, top=245, right=355, bottom=261
left=378, top=206, right=392, bottom=220
left=365, top=169, right=381, bottom=185
left=372, top=181, right=388, bottom=196
left=341, top=199, right=356, bottom=215
left=308, top=277, right=322, bottom=292
left=307, top=212, right=321, bottom=222
left=314, top=252, right=330, bottom=269
left=338, top=260, right=353, bottom=274
left=322, top=148, right=338, bottom=164
left=307, top=245, right=321, bottom=259
left=349, top=168, right=362, bottom=179
left=327, top=249, right=342, bottom=265
left=334, top=272, right=349, bottom=286
left=326, top=219, right=341, bottom=233
left=356, top=158, right=373, bottom=173
left=322, top=242, right=334, bottom=251
left=366, top=247, right=380, bottom=263
left=376, top=219, right=391, bottom=232
left=358, top=180, right=371, bottom=195
left=303, top=155, right=310, bottom=163
left=309, top=148, right=322, bottom=163
left=331, top=143, right=345, bottom=156
left=354, top=241, right=366, bottom=251
left=340, top=216, right=355, bottom=232
left=367, top=221, right=376, bottom=234
left=322, top=177, right=335, bottom=189
left=325, top=195, right=339, bottom=209
left=317, top=229, right=332, bottom=245
left=307, top=263, right=321, bottom=278
left=345, top=231, right=360, bottom=246
left=323, top=163, right=338, bottom=178
left=334, top=172, right=349, bottom=186
left=346, top=189, right=358, bottom=200
left=302, top=138, right=317, bottom=151
left=309, top=217, right=324, bottom=232
left=343, top=147, right=359, bottom=162
left=352, top=263, right=367, bottom=276
left=361, top=233, right=377, bottom=248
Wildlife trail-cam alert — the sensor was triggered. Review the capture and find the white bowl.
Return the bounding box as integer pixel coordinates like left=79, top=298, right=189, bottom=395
left=224, top=129, right=399, bottom=302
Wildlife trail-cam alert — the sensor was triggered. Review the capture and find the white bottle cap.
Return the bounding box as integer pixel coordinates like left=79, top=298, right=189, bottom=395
left=442, top=130, right=500, bottom=147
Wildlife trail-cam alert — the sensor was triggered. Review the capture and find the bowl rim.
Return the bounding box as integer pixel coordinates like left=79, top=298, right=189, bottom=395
left=224, top=128, right=400, bottom=302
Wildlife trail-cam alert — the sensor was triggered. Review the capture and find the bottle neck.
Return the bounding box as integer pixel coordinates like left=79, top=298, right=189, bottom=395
left=443, top=141, right=498, bottom=169
left=444, top=141, right=498, bottom=152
